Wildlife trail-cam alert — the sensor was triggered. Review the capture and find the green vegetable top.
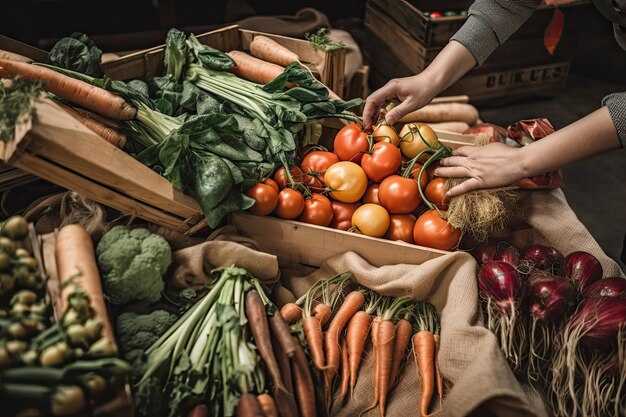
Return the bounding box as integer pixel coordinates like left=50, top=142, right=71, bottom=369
left=96, top=226, right=171, bottom=305
left=48, top=32, right=104, bottom=78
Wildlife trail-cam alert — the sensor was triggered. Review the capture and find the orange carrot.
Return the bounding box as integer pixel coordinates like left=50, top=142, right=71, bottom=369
left=303, top=316, right=326, bottom=370
left=339, top=335, right=350, bottom=402
left=413, top=331, right=436, bottom=417
left=291, top=335, right=317, bottom=417
left=377, top=320, right=396, bottom=417
left=362, top=315, right=382, bottom=414
left=280, top=303, right=302, bottom=324
left=257, top=393, right=278, bottom=417
left=0, top=49, right=33, bottom=63
left=227, top=50, right=284, bottom=85
left=72, top=107, right=120, bottom=129
left=313, top=303, right=331, bottom=327
left=250, top=35, right=299, bottom=67
left=0, top=59, right=136, bottom=120
left=269, top=313, right=297, bottom=358
left=347, top=310, right=372, bottom=395
left=388, top=319, right=413, bottom=390
left=59, top=104, right=127, bottom=148
left=55, top=225, right=115, bottom=346
left=434, top=333, right=443, bottom=406
left=237, top=394, right=264, bottom=417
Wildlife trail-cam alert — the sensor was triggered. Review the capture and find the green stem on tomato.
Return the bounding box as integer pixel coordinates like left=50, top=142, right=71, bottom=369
left=416, top=146, right=452, bottom=217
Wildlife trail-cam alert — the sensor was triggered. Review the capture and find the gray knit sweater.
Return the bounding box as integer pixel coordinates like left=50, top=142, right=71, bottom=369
left=450, top=0, right=626, bottom=148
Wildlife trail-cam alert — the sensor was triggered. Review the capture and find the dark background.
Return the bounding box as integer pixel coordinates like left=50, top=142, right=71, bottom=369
left=2, top=0, right=625, bottom=269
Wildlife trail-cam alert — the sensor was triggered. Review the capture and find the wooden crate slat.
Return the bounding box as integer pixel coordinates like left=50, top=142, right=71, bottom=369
left=230, top=212, right=448, bottom=268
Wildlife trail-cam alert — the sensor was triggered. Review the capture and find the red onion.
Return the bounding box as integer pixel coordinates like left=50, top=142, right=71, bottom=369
left=569, top=297, right=626, bottom=352
left=478, top=261, right=524, bottom=313
left=528, top=272, right=577, bottom=323
left=471, top=242, right=497, bottom=265
left=523, top=244, right=563, bottom=273
left=564, top=251, right=603, bottom=291
left=583, top=277, right=626, bottom=299
left=495, top=245, right=520, bottom=268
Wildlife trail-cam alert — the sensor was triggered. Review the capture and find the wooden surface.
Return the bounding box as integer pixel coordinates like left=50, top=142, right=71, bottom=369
left=230, top=212, right=449, bottom=268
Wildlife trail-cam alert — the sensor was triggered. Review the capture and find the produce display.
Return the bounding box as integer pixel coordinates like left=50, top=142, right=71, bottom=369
left=0, top=217, right=130, bottom=416
left=473, top=242, right=625, bottom=417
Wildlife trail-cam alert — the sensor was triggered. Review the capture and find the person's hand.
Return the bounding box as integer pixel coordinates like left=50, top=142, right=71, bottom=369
left=434, top=142, right=529, bottom=197
left=362, top=73, right=439, bottom=128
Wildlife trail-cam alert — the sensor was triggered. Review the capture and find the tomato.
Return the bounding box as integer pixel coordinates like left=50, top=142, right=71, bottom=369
left=413, top=210, right=461, bottom=251
left=372, top=124, right=400, bottom=147
left=334, top=124, right=370, bottom=164
left=262, top=178, right=280, bottom=194
left=361, top=142, right=402, bottom=182
left=352, top=204, right=390, bottom=237
left=378, top=175, right=422, bottom=214
left=330, top=201, right=361, bottom=231
left=246, top=183, right=279, bottom=216
left=362, top=183, right=381, bottom=205
left=299, top=166, right=326, bottom=192
left=384, top=214, right=416, bottom=243
left=301, top=151, right=339, bottom=182
left=325, top=162, right=368, bottom=203
left=399, top=123, right=439, bottom=161
left=409, top=163, right=430, bottom=191
left=298, top=194, right=334, bottom=226
left=274, top=166, right=304, bottom=189
left=424, top=177, right=449, bottom=209
left=274, top=188, right=305, bottom=219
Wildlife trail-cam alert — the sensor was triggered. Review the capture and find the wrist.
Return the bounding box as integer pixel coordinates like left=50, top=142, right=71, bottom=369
left=417, top=69, right=445, bottom=101
left=517, top=145, right=535, bottom=178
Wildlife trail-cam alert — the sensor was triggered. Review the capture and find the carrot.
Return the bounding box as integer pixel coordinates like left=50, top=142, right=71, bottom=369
left=187, top=404, right=209, bottom=417
left=59, top=104, right=127, bottom=148
left=0, top=58, right=136, bottom=120
left=346, top=310, right=372, bottom=395
left=72, top=107, right=121, bottom=129
left=313, top=303, right=331, bottom=327
left=339, top=336, right=350, bottom=402
left=272, top=335, right=294, bottom=399
left=257, top=393, right=278, bottom=417
left=269, top=313, right=297, bottom=358
left=227, top=51, right=284, bottom=85
left=362, top=315, right=382, bottom=414
left=237, top=393, right=265, bottom=417
left=413, top=331, right=436, bottom=417
left=0, top=49, right=33, bottom=63
left=291, top=335, right=317, bottom=417
left=245, top=291, right=284, bottom=390
left=399, top=102, right=479, bottom=125
left=55, top=224, right=115, bottom=345
left=280, top=303, right=302, bottom=324
left=250, top=36, right=300, bottom=67
left=388, top=319, right=413, bottom=390
left=377, top=320, right=396, bottom=417
left=434, top=333, right=443, bottom=406
left=303, top=316, right=326, bottom=370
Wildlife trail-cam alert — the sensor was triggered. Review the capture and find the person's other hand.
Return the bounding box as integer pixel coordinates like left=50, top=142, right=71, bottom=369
left=434, top=143, right=529, bottom=197
left=362, top=74, right=439, bottom=128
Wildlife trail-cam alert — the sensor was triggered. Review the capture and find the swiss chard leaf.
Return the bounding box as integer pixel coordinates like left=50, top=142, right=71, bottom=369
left=187, top=34, right=235, bottom=71
left=150, top=76, right=185, bottom=116
left=181, top=81, right=222, bottom=114
left=48, top=32, right=103, bottom=77
left=263, top=62, right=327, bottom=98
left=164, top=28, right=188, bottom=81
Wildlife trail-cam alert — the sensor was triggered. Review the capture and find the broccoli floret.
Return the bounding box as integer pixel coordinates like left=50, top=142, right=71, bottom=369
left=96, top=226, right=171, bottom=305
left=116, top=309, right=178, bottom=353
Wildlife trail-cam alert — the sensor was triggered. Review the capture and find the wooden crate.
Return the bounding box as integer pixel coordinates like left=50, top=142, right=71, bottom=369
left=102, top=25, right=347, bottom=97
left=229, top=212, right=450, bottom=268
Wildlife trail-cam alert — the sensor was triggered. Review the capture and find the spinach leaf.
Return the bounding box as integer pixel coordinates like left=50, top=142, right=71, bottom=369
left=48, top=33, right=103, bottom=78
left=181, top=81, right=222, bottom=114
left=188, top=152, right=233, bottom=213
left=150, top=76, right=185, bottom=116
left=202, top=189, right=255, bottom=229
left=186, top=34, right=234, bottom=71
left=164, top=28, right=188, bottom=81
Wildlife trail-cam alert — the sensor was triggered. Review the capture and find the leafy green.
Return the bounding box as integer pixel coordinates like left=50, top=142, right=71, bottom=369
left=164, top=28, right=188, bottom=82
left=0, top=77, right=42, bottom=142
left=48, top=32, right=104, bottom=77
left=305, top=27, right=345, bottom=52
left=186, top=34, right=234, bottom=71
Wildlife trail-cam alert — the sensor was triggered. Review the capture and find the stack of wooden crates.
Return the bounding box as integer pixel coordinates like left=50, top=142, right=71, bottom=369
left=364, top=0, right=588, bottom=104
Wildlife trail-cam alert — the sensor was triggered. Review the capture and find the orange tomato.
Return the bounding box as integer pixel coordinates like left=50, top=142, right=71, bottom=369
left=399, top=122, right=439, bottom=161
left=378, top=175, right=422, bottom=214
left=413, top=210, right=461, bottom=251
left=325, top=162, right=368, bottom=203
left=424, top=177, right=449, bottom=209
left=384, top=214, right=417, bottom=243
left=352, top=204, right=390, bottom=237
left=409, top=163, right=430, bottom=191
left=372, top=124, right=400, bottom=147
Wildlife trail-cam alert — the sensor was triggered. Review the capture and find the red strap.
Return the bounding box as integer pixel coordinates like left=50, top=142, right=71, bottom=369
left=544, top=7, right=565, bottom=55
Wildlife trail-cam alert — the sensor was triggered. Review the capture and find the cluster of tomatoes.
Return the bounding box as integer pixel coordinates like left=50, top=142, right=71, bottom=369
left=245, top=122, right=462, bottom=251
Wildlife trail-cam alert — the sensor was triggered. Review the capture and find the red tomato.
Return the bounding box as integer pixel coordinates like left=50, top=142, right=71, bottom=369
left=352, top=204, right=390, bottom=237
left=301, top=151, right=340, bottom=182
left=384, top=214, right=417, bottom=243
left=424, top=177, right=449, bottom=209
left=334, top=124, right=370, bottom=164
left=246, top=183, right=278, bottom=216
left=330, top=201, right=361, bottom=231
left=378, top=175, right=422, bottom=214
left=413, top=210, right=461, bottom=251
left=372, top=125, right=400, bottom=147
left=298, top=194, right=334, bottom=226
left=274, top=166, right=304, bottom=190
left=274, top=188, right=305, bottom=219
left=299, top=166, right=326, bottom=192
left=361, top=142, right=402, bottom=182
left=262, top=178, right=280, bottom=194
left=362, top=183, right=381, bottom=205
left=409, top=163, right=430, bottom=191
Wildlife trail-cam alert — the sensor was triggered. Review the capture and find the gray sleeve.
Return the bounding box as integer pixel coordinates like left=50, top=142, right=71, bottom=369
left=602, top=92, right=626, bottom=148
left=450, top=0, right=542, bottom=65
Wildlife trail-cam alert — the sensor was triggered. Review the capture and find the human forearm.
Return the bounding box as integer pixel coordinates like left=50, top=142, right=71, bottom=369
left=420, top=41, right=478, bottom=94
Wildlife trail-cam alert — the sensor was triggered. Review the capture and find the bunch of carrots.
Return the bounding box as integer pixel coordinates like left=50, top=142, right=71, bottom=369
left=280, top=273, right=445, bottom=417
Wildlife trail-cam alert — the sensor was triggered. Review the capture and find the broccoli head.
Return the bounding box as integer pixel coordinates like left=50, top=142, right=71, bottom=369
left=116, top=309, right=178, bottom=353
left=96, top=226, right=171, bottom=305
